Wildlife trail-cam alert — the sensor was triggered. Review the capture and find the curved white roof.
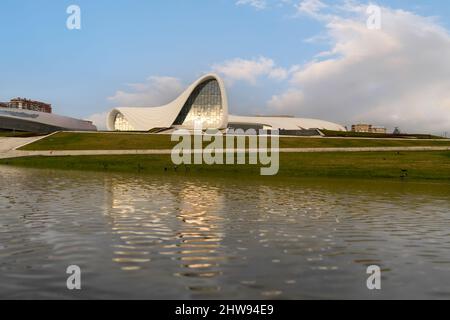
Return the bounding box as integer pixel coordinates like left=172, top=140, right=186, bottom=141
left=228, top=115, right=346, bottom=131
left=108, top=74, right=229, bottom=131
left=107, top=74, right=345, bottom=132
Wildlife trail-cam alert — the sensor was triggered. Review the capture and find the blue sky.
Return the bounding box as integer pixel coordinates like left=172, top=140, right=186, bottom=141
left=1, top=1, right=449, bottom=133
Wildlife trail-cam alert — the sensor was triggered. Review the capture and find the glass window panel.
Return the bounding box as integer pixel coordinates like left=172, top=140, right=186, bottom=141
left=114, top=113, right=135, bottom=131
left=173, top=79, right=223, bottom=128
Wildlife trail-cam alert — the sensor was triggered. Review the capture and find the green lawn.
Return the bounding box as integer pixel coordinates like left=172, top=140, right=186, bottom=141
left=2, top=151, right=450, bottom=181
left=18, top=132, right=450, bottom=151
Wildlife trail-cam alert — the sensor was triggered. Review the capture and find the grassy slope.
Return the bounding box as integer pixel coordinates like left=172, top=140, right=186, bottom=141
left=2, top=151, right=450, bottom=181
left=19, top=132, right=450, bottom=151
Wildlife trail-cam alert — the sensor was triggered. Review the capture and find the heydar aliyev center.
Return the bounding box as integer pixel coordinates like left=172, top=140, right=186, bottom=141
left=107, top=74, right=345, bottom=133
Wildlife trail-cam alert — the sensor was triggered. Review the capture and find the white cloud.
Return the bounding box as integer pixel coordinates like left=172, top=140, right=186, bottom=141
left=212, top=56, right=289, bottom=85
left=267, top=3, right=450, bottom=133
left=108, top=76, right=184, bottom=107
left=236, top=0, right=294, bottom=10
left=236, top=0, right=267, bottom=10
left=268, top=89, right=304, bottom=111
left=296, top=0, right=328, bottom=18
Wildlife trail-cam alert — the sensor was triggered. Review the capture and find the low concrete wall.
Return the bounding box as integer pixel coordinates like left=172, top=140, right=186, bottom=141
left=1, top=146, right=450, bottom=160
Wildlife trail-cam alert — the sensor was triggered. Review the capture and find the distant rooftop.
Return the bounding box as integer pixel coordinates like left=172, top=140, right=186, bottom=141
left=1, top=97, right=52, bottom=114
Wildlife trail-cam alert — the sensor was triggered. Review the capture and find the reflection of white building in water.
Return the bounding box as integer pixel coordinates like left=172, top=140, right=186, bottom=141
left=107, top=74, right=346, bottom=134
left=103, top=177, right=225, bottom=284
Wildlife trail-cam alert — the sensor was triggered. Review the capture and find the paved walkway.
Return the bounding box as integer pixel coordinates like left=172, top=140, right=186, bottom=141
left=1, top=143, right=450, bottom=160
left=0, top=136, right=48, bottom=159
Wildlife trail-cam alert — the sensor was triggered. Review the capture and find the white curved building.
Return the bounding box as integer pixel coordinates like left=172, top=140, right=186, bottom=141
left=108, top=74, right=228, bottom=132
left=107, top=74, right=345, bottom=133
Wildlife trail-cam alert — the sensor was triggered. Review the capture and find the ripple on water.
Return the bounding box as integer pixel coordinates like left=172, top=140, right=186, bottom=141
left=0, top=167, right=450, bottom=299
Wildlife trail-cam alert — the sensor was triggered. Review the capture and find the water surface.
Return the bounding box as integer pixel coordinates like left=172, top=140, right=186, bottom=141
left=0, top=166, right=449, bottom=299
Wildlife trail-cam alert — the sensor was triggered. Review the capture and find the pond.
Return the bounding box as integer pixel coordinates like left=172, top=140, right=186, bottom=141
left=0, top=166, right=449, bottom=299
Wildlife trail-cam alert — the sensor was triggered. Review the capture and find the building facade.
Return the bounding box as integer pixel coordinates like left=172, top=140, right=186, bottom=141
left=351, top=124, right=372, bottom=133
left=8, top=98, right=52, bottom=113
left=371, top=126, right=387, bottom=134
left=352, top=124, right=387, bottom=134
left=108, top=74, right=346, bottom=133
